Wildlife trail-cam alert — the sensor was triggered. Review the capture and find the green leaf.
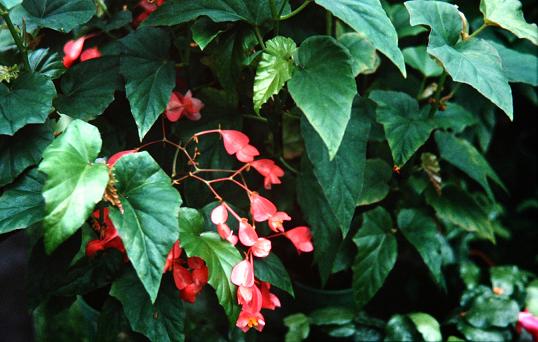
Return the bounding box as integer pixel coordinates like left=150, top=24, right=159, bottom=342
left=309, top=307, right=354, bottom=326
left=0, top=0, right=21, bottom=10
left=456, top=321, right=507, bottom=342
left=0, top=168, right=45, bottom=234
left=357, top=159, right=392, bottom=206
left=408, top=313, right=442, bottom=342
left=21, top=0, right=96, bottom=32
left=385, top=314, right=422, bottom=341
left=425, top=185, right=495, bottom=242
left=338, top=32, right=380, bottom=76
left=110, top=269, right=185, bottom=342
left=191, top=17, right=225, bottom=50
left=487, top=39, right=538, bottom=86
left=526, top=279, right=538, bottom=316
left=297, top=157, right=343, bottom=285
left=352, top=207, right=397, bottom=309
left=120, top=27, right=175, bottom=140
left=433, top=103, right=477, bottom=133
left=288, top=36, right=356, bottom=159
left=39, top=120, right=109, bottom=253
left=254, top=253, right=294, bottom=297
left=405, top=1, right=513, bottom=120
left=465, top=293, right=519, bottom=328
left=302, top=97, right=371, bottom=236
left=385, top=3, right=427, bottom=38
left=0, top=72, right=56, bottom=135
left=54, top=57, right=121, bottom=121
left=460, top=261, right=482, bottom=289
left=369, top=90, right=435, bottom=166
left=29, top=48, right=65, bottom=79
left=398, top=209, right=446, bottom=289
left=178, top=208, right=242, bottom=322
left=490, top=265, right=527, bottom=297
left=0, top=122, right=53, bottom=187
left=143, top=0, right=284, bottom=26
left=96, top=298, right=137, bottom=341
left=403, top=46, right=443, bottom=77
left=109, top=152, right=181, bottom=303
left=480, top=0, right=538, bottom=45
left=315, top=0, right=406, bottom=76
left=435, top=131, right=506, bottom=199
left=284, top=313, right=310, bottom=342
left=253, top=36, right=296, bottom=113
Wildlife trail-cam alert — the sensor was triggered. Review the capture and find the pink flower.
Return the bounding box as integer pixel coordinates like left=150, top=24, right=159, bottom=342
left=250, top=159, right=284, bottom=189
left=164, top=90, right=204, bottom=122
left=237, top=284, right=262, bottom=312
left=260, top=282, right=281, bottom=310
left=231, top=259, right=255, bottom=288
left=251, top=238, right=271, bottom=258
left=220, top=130, right=260, bottom=163
left=267, top=211, right=291, bottom=233
left=517, top=311, right=538, bottom=340
left=63, top=36, right=86, bottom=68
left=211, top=204, right=228, bottom=224
left=107, top=150, right=137, bottom=167
left=239, top=220, right=258, bottom=247
left=236, top=309, right=265, bottom=332
left=249, top=193, right=277, bottom=222
left=285, top=226, right=314, bottom=253
left=80, top=47, right=102, bottom=62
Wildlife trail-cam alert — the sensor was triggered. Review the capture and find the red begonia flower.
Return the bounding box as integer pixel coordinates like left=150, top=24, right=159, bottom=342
left=221, top=130, right=250, bottom=154
left=86, top=208, right=126, bottom=257
left=236, top=144, right=260, bottom=163
left=173, top=265, right=193, bottom=290
left=211, top=204, right=228, bottom=224
left=237, top=284, right=262, bottom=312
left=107, top=150, right=137, bottom=167
left=236, top=309, right=265, bottom=332
left=267, top=211, right=291, bottom=233
left=80, top=47, right=102, bottom=62
left=250, top=159, right=284, bottom=189
left=133, top=0, right=165, bottom=27
left=231, top=259, right=255, bottom=287
left=249, top=193, right=277, bottom=222
left=251, top=238, right=271, bottom=258
left=517, top=311, right=538, bottom=340
left=63, top=36, right=86, bottom=68
left=181, top=90, right=204, bottom=121
left=260, top=282, right=281, bottom=310
left=164, top=241, right=182, bottom=272
left=239, top=219, right=258, bottom=247
left=165, top=90, right=204, bottom=122
left=285, top=226, right=314, bottom=253
left=180, top=283, right=203, bottom=303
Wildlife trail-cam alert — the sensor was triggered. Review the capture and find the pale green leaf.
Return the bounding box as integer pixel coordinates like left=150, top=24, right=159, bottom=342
left=408, top=313, right=442, bottom=342
left=480, top=0, right=538, bottom=45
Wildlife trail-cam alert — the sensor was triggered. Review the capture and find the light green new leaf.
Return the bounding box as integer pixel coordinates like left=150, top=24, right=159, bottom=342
left=110, top=269, right=185, bottom=342
left=253, top=36, right=296, bottom=113
left=55, top=57, right=121, bottom=121
left=39, top=120, right=109, bottom=253
left=408, top=313, right=442, bottom=342
left=178, top=208, right=242, bottom=322
left=109, top=152, right=181, bottom=303
left=403, top=46, right=443, bottom=77
left=120, top=28, right=175, bottom=140
left=480, top=0, right=538, bottom=45
left=398, top=209, right=446, bottom=289
left=302, top=97, right=371, bottom=236
left=487, top=40, right=538, bottom=86
left=288, top=36, right=356, bottom=159
left=0, top=72, right=56, bottom=135
left=405, top=1, right=513, bottom=120
left=435, top=131, right=506, bottom=199
left=357, top=159, right=392, bottom=206
left=315, top=0, right=406, bottom=76
left=21, top=0, right=95, bottom=32
left=369, top=90, right=435, bottom=167
left=0, top=123, right=53, bottom=187
left=352, top=207, right=397, bottom=309
left=338, top=32, right=380, bottom=76
left=0, top=168, right=45, bottom=234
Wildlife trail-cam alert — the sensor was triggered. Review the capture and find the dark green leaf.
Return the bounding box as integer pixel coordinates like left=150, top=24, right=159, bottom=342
left=338, top=32, right=380, bottom=76
left=465, top=294, right=519, bottom=328
left=284, top=313, right=310, bottom=342
left=254, top=253, right=294, bottom=297
left=433, top=103, right=477, bottom=133
left=110, top=269, right=185, bottom=342
left=29, top=48, right=65, bottom=79
left=54, top=57, right=121, bottom=121
left=0, top=72, right=56, bottom=135
left=456, top=321, right=507, bottom=342
left=460, top=261, right=481, bottom=289
left=490, top=265, right=527, bottom=297
left=309, top=307, right=354, bottom=326
left=109, top=152, right=181, bottom=303
left=384, top=314, right=422, bottom=341
left=120, top=28, right=175, bottom=140
left=357, top=159, right=392, bottom=206
left=96, top=298, right=140, bottom=342
left=352, top=207, right=397, bottom=308
left=385, top=3, right=427, bottom=38
left=39, top=120, right=109, bottom=253
left=288, top=36, right=356, bottom=159
left=480, top=0, right=538, bottom=45
left=21, top=0, right=96, bottom=32
left=191, top=17, right=225, bottom=50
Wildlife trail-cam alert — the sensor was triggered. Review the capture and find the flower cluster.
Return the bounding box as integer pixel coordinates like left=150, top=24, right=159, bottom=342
left=165, top=90, right=204, bottom=122
left=63, top=34, right=101, bottom=68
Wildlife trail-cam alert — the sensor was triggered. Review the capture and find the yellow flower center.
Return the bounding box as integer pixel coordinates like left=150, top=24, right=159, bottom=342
left=247, top=317, right=259, bottom=328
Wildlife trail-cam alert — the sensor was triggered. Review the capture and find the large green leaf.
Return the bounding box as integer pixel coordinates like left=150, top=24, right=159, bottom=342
left=487, top=40, right=538, bottom=86
left=21, top=0, right=95, bottom=32
left=435, top=131, right=505, bottom=199
left=352, top=207, right=397, bottom=309
left=338, top=32, right=380, bottom=76
left=253, top=36, right=296, bottom=113
left=288, top=36, right=356, bottom=159
left=38, top=120, right=109, bottom=253
left=315, top=0, right=406, bottom=76
left=0, top=168, right=44, bottom=234
left=119, top=27, right=175, bottom=140
left=254, top=253, right=294, bottom=297
left=465, top=293, right=519, bottom=328
left=0, top=72, right=56, bottom=135
left=29, top=48, right=65, bottom=79
left=109, top=152, right=181, bottom=303
left=110, top=269, right=185, bottom=342
left=357, top=159, right=392, bottom=206
left=405, top=1, right=513, bottom=120
left=143, top=0, right=284, bottom=26
left=403, top=46, right=443, bottom=77
left=398, top=209, right=445, bottom=289
left=178, top=208, right=242, bottom=322
left=54, top=57, right=121, bottom=121
left=480, top=0, right=538, bottom=45
left=0, top=122, right=53, bottom=187
left=297, top=157, right=343, bottom=285
left=369, top=90, right=435, bottom=167
left=302, top=97, right=371, bottom=236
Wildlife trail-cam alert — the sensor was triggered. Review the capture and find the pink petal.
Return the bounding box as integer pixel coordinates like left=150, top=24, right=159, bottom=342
left=80, top=47, right=101, bottom=62
left=239, top=220, right=258, bottom=247
left=236, top=144, right=260, bottom=163
left=251, top=238, right=271, bottom=258
left=211, top=204, right=228, bottom=224
left=221, top=130, right=250, bottom=155
left=231, top=259, right=254, bottom=287
left=285, top=226, right=314, bottom=253
left=250, top=193, right=277, bottom=222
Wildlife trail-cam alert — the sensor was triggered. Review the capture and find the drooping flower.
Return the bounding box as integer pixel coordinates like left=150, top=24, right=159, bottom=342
left=251, top=238, right=271, bottom=258
left=250, top=159, right=284, bottom=189
left=239, top=219, right=258, bottom=247
left=237, top=284, right=262, bottom=311
left=231, top=259, right=255, bottom=288
left=220, top=130, right=259, bottom=163
left=517, top=310, right=538, bottom=340
left=86, top=208, right=126, bottom=257
left=249, top=193, right=277, bottom=222
left=260, top=282, right=281, bottom=310
left=285, top=226, right=314, bottom=253
left=107, top=149, right=137, bottom=167
left=80, top=47, right=102, bottom=62
left=267, top=211, right=291, bottom=233
left=63, top=36, right=86, bottom=68
left=164, top=90, right=204, bottom=122
left=236, top=309, right=265, bottom=333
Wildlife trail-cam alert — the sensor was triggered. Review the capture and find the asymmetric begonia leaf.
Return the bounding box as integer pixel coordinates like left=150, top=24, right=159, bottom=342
left=0, top=72, right=56, bottom=135
left=119, top=28, right=175, bottom=140
left=110, top=269, right=185, bottom=342
left=338, top=32, right=380, bottom=76
left=314, top=0, right=406, bottom=76
left=39, top=120, right=109, bottom=253
left=254, top=253, right=294, bottom=297
left=21, top=0, right=96, bottom=32
left=109, top=152, right=181, bottom=303
left=178, top=207, right=242, bottom=322
left=480, top=0, right=538, bottom=45
left=487, top=40, right=538, bottom=86
left=352, top=207, right=397, bottom=309
left=54, top=57, right=121, bottom=120
left=288, top=36, right=356, bottom=160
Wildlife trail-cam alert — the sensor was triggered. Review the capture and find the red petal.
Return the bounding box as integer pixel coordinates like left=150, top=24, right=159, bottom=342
left=80, top=47, right=101, bottom=62
left=63, top=37, right=86, bottom=63
left=108, top=150, right=137, bottom=167
left=173, top=265, right=193, bottom=290
left=285, top=226, right=314, bottom=253
left=236, top=144, right=259, bottom=163
left=249, top=193, right=277, bottom=222
left=221, top=130, right=249, bottom=154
